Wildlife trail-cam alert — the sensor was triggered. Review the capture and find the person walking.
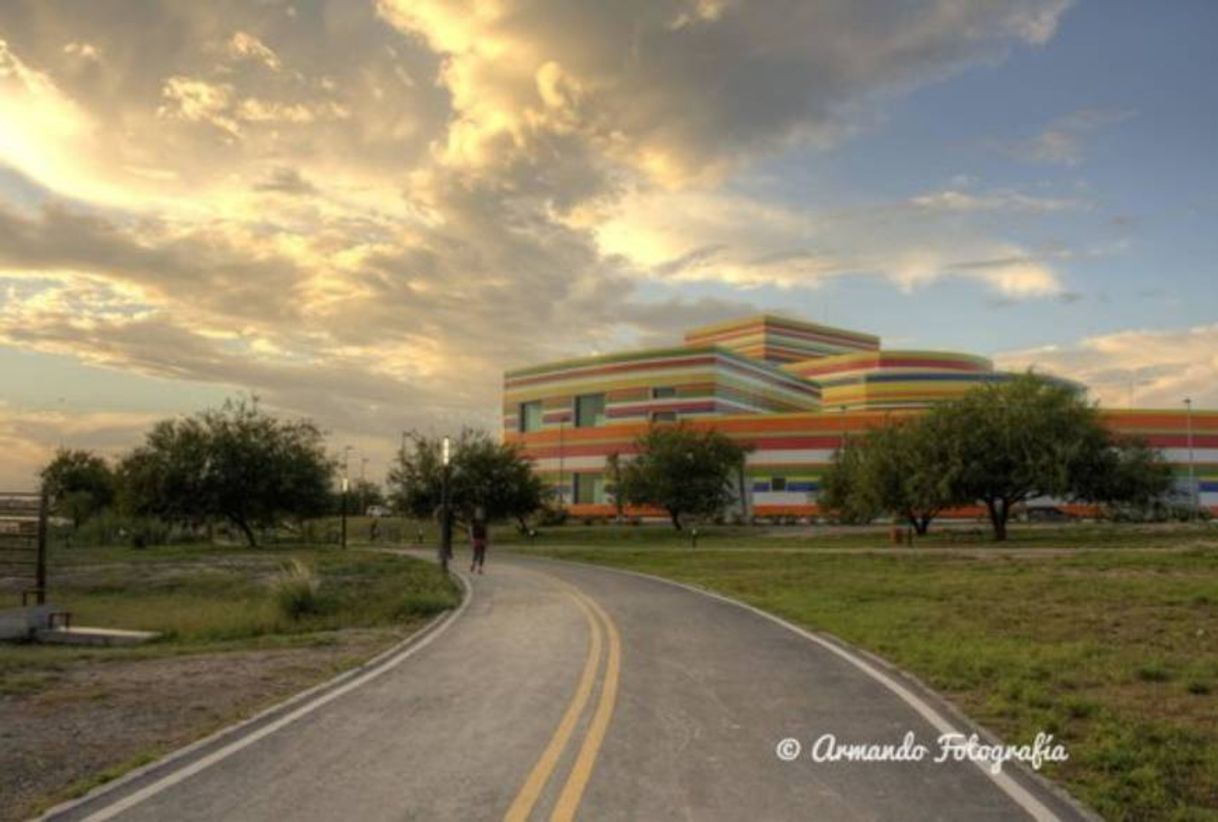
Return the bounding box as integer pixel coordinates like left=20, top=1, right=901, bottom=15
left=469, top=507, right=489, bottom=574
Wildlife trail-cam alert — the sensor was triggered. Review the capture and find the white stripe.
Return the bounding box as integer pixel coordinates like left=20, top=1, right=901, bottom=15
left=542, top=559, right=1075, bottom=821
left=76, top=573, right=473, bottom=822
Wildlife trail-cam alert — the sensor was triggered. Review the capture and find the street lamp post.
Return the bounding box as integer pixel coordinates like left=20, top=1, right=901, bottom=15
left=439, top=436, right=453, bottom=573
left=558, top=418, right=567, bottom=509
left=340, top=475, right=349, bottom=549
left=1185, top=398, right=1197, bottom=520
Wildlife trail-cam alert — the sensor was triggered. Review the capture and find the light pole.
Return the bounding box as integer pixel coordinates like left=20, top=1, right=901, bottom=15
left=340, top=475, right=349, bottom=549
left=439, top=435, right=453, bottom=573
left=1185, top=398, right=1197, bottom=520
left=359, top=456, right=369, bottom=515
left=558, top=417, right=567, bottom=509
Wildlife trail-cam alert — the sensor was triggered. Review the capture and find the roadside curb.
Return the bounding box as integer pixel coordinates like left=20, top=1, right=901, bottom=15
left=38, top=564, right=472, bottom=821
left=516, top=552, right=1101, bottom=822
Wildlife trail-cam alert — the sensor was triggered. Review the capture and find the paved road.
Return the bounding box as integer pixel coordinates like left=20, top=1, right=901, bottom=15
left=50, top=552, right=1089, bottom=821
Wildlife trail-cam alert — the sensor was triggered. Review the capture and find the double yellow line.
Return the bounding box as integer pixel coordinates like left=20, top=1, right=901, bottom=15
left=503, top=578, right=622, bottom=822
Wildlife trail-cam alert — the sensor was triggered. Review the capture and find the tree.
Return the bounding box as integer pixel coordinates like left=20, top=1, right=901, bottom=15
left=118, top=399, right=334, bottom=546
left=618, top=423, right=749, bottom=530
left=350, top=479, right=386, bottom=514
left=605, top=452, right=626, bottom=522
left=1073, top=435, right=1174, bottom=517
left=818, top=435, right=880, bottom=525
left=40, top=448, right=116, bottom=529
left=819, top=418, right=954, bottom=535
left=930, top=373, right=1167, bottom=541
left=388, top=430, right=547, bottom=529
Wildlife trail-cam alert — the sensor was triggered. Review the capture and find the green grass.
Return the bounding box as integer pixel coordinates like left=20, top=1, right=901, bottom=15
left=0, top=545, right=460, bottom=677
left=493, top=519, right=1218, bottom=550
left=515, top=533, right=1218, bottom=820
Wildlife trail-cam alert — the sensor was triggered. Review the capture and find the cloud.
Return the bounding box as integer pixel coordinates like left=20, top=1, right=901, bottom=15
left=910, top=188, right=1087, bottom=213
left=1000, top=108, right=1135, bottom=165
left=0, top=0, right=1074, bottom=484
left=996, top=324, right=1218, bottom=409
left=378, top=0, right=1072, bottom=184
left=593, top=187, right=1068, bottom=297
left=0, top=404, right=160, bottom=488
left=227, top=32, right=281, bottom=71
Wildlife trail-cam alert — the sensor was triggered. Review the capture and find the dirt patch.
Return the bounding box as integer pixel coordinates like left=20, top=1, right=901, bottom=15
left=0, top=628, right=410, bottom=821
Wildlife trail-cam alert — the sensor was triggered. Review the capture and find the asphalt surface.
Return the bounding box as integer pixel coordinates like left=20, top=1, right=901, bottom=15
left=48, top=551, right=1091, bottom=822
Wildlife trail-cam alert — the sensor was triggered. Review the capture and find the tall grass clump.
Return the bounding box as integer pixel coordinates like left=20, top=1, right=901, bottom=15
left=271, top=559, right=323, bottom=620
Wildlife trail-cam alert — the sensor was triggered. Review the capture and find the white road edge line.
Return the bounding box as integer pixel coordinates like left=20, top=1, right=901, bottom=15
left=45, top=569, right=472, bottom=822
left=536, top=558, right=1067, bottom=822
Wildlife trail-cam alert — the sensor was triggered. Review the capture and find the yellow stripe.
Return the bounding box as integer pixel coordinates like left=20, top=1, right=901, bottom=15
left=503, top=589, right=603, bottom=822
left=549, top=590, right=622, bottom=822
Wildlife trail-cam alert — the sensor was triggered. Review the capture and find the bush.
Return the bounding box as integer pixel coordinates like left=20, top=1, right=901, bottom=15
left=64, top=510, right=203, bottom=548
left=271, top=559, right=323, bottom=620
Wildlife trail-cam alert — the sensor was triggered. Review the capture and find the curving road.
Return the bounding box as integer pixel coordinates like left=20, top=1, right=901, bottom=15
left=47, top=552, right=1090, bottom=821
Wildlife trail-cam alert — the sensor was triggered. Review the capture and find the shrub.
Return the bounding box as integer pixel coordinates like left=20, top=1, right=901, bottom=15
left=271, top=559, right=323, bottom=620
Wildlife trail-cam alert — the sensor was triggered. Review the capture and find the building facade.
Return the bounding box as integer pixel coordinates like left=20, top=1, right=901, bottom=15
left=503, top=315, right=1217, bottom=517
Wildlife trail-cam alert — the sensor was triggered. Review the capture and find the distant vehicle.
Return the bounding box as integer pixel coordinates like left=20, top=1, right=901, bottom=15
left=365, top=505, right=392, bottom=518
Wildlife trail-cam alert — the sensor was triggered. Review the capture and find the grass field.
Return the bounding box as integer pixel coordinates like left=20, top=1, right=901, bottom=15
left=514, top=524, right=1218, bottom=820
left=0, top=544, right=459, bottom=821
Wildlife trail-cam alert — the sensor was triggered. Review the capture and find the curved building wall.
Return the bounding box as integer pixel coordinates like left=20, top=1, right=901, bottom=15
left=784, top=350, right=1005, bottom=411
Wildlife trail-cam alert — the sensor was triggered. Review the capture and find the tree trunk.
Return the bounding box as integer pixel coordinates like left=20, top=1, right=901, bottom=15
left=668, top=509, right=683, bottom=531
left=233, top=516, right=258, bottom=547
left=985, top=499, right=1008, bottom=541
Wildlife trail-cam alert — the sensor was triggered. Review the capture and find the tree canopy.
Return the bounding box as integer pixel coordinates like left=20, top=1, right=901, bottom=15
left=117, top=399, right=334, bottom=546
left=929, top=374, right=1172, bottom=539
left=617, top=422, right=749, bottom=530
left=819, top=415, right=955, bottom=535
left=40, top=448, right=116, bottom=529
left=387, top=429, right=548, bottom=528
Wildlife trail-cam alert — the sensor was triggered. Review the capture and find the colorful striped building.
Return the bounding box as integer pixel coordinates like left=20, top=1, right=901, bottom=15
left=503, top=315, right=1217, bottom=517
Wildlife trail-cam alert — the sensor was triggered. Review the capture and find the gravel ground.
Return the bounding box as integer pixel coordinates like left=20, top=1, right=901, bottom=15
left=0, top=628, right=410, bottom=821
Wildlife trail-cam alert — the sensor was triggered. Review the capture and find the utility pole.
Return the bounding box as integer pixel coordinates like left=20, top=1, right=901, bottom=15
left=1185, top=398, right=1197, bottom=520
left=359, top=456, right=369, bottom=515
left=340, top=445, right=353, bottom=549
left=340, top=475, right=349, bottom=549
left=439, top=436, right=452, bottom=573
left=558, top=418, right=567, bottom=509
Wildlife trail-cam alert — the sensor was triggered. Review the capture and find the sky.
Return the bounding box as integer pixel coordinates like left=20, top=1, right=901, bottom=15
left=0, top=0, right=1216, bottom=487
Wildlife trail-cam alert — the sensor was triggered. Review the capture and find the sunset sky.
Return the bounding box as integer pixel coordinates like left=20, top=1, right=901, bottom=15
left=1, top=0, right=1216, bottom=487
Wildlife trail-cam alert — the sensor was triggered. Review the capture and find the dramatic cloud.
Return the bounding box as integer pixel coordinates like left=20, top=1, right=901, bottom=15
left=996, top=324, right=1218, bottom=409
left=0, top=0, right=1076, bottom=483
left=592, top=187, right=1068, bottom=296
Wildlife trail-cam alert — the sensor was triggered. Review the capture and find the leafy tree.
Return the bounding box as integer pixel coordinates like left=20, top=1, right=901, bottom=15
left=1073, top=435, right=1174, bottom=516
left=388, top=430, right=547, bottom=529
left=618, top=422, right=749, bottom=530
left=118, top=399, right=334, bottom=546
left=350, top=479, right=386, bottom=513
left=930, top=374, right=1168, bottom=541
left=819, top=418, right=954, bottom=535
left=40, top=448, right=116, bottom=529
left=818, top=435, right=880, bottom=525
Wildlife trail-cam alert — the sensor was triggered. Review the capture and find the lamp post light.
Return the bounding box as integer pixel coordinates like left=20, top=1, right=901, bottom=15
left=1185, top=398, right=1197, bottom=520
left=340, top=475, right=349, bottom=549
left=558, top=418, right=567, bottom=510
left=439, top=435, right=453, bottom=573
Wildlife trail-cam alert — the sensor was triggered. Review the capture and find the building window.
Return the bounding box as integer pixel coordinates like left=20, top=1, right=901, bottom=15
left=573, top=473, right=605, bottom=504
left=770, top=477, right=787, bottom=492
left=650, top=411, right=677, bottom=423
left=575, top=393, right=606, bottom=428
left=519, top=401, right=543, bottom=433
left=652, top=386, right=677, bottom=399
